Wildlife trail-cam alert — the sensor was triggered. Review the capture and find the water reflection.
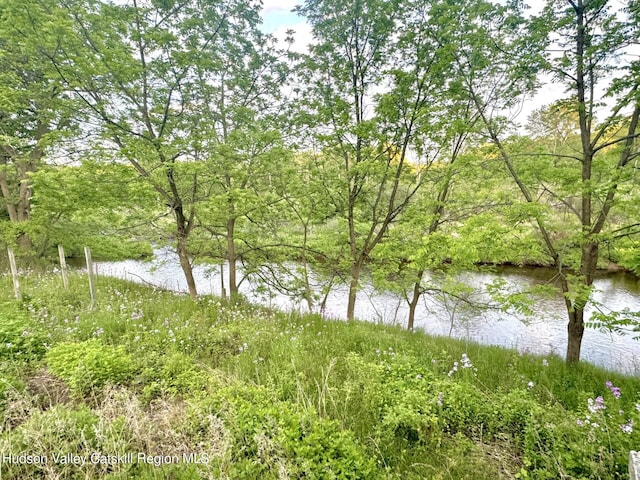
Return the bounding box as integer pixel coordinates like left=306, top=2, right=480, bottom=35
left=90, top=250, right=640, bottom=375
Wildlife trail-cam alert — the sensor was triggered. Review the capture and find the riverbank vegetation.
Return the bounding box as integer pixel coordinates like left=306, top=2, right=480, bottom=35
left=1, top=0, right=640, bottom=365
left=0, top=273, right=638, bottom=479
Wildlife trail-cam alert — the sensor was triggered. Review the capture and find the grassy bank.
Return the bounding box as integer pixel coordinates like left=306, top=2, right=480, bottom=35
left=0, top=273, right=638, bottom=479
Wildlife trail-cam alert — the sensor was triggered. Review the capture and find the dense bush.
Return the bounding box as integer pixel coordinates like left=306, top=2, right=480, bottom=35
left=201, top=384, right=381, bottom=479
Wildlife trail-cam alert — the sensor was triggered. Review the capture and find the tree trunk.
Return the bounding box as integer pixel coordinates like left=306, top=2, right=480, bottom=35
left=176, top=234, right=197, bottom=299
left=346, top=262, right=361, bottom=321
left=0, top=157, right=34, bottom=252
left=173, top=202, right=197, bottom=299
left=0, top=168, right=19, bottom=222
left=407, top=289, right=419, bottom=331
left=565, top=241, right=599, bottom=362
left=302, top=221, right=314, bottom=312
left=226, top=217, right=238, bottom=298
left=407, top=270, right=424, bottom=331
left=566, top=308, right=585, bottom=364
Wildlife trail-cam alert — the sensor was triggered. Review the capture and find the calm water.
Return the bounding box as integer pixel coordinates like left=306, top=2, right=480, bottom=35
left=90, top=249, right=640, bottom=375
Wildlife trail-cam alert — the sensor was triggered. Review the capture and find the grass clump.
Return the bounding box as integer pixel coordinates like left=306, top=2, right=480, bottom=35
left=0, top=302, right=47, bottom=361
left=46, top=339, right=136, bottom=397
left=0, top=272, right=638, bottom=479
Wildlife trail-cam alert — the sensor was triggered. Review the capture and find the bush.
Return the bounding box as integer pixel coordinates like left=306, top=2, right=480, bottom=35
left=139, top=352, right=213, bottom=401
left=46, top=339, right=136, bottom=396
left=202, top=384, right=381, bottom=479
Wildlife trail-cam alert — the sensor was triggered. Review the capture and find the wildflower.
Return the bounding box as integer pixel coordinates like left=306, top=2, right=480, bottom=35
left=437, top=392, right=444, bottom=406
left=621, top=419, right=634, bottom=434
left=587, top=396, right=606, bottom=413
left=605, top=381, right=621, bottom=399
left=576, top=419, right=584, bottom=426
left=448, top=354, right=476, bottom=376
left=542, top=359, right=549, bottom=367
left=527, top=381, right=534, bottom=389
left=461, top=354, right=473, bottom=368
left=416, top=374, right=423, bottom=380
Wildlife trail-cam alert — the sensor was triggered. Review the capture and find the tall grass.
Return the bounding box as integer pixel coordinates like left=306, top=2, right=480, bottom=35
left=0, top=272, right=638, bottom=479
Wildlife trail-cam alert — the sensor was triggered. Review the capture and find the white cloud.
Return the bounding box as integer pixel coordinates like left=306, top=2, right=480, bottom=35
left=261, top=0, right=300, bottom=15
left=271, top=21, right=313, bottom=53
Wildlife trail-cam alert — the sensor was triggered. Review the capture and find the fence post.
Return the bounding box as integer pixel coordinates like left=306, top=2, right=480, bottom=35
left=58, top=245, right=69, bottom=289
left=84, top=246, right=97, bottom=309
left=7, top=247, right=20, bottom=300
left=631, top=451, right=640, bottom=480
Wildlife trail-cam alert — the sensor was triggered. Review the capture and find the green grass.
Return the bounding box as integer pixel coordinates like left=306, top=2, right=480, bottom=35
left=0, top=272, right=638, bottom=479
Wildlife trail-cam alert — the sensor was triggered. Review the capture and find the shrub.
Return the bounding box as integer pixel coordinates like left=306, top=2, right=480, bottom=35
left=46, top=339, right=136, bottom=396
left=139, top=352, right=213, bottom=401
left=201, top=384, right=381, bottom=479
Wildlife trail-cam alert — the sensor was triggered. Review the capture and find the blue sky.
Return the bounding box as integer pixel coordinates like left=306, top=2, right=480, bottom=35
left=260, top=0, right=304, bottom=33
left=259, top=0, right=313, bottom=52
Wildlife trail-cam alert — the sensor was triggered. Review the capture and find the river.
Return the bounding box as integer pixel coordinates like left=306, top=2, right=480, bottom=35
left=89, top=249, right=640, bottom=375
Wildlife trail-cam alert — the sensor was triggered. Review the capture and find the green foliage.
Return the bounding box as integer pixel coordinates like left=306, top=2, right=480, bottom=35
left=202, top=384, right=380, bottom=479
left=523, top=389, right=640, bottom=479
left=0, top=406, right=99, bottom=478
left=0, top=302, right=47, bottom=361
left=46, top=339, right=136, bottom=396
left=0, top=275, right=638, bottom=478
left=139, top=352, right=212, bottom=401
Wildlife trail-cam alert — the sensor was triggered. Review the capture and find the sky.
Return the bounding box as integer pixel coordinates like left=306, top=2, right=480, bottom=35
left=257, top=0, right=636, bottom=129
left=260, top=0, right=302, bottom=32
left=260, top=0, right=313, bottom=52
left=256, top=0, right=565, bottom=127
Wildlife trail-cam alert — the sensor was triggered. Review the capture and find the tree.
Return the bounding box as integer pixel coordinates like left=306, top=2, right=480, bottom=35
left=0, top=0, right=78, bottom=252
left=294, top=0, right=456, bottom=320
left=454, top=0, right=640, bottom=363
left=537, top=0, right=640, bottom=362
left=43, top=0, right=278, bottom=299
left=186, top=29, right=290, bottom=298
left=195, top=127, right=292, bottom=299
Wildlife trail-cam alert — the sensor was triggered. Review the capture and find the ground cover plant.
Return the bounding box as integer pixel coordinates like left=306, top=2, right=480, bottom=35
left=0, top=272, right=638, bottom=479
